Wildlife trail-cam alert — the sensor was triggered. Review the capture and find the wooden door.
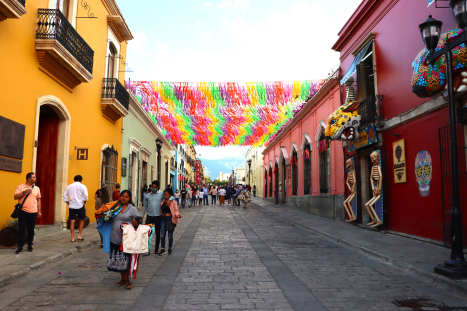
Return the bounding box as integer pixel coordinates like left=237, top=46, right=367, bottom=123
left=36, top=106, right=59, bottom=225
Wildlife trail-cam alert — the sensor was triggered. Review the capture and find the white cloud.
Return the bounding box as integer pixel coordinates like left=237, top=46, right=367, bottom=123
left=217, top=0, right=251, bottom=12
left=126, top=1, right=360, bottom=82
left=195, top=146, right=249, bottom=160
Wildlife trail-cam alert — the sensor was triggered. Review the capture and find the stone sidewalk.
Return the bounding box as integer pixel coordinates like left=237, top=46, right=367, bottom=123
left=251, top=197, right=467, bottom=295
left=0, top=223, right=100, bottom=285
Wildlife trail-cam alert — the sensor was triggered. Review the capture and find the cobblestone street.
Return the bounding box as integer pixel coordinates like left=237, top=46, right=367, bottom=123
left=1, top=202, right=466, bottom=311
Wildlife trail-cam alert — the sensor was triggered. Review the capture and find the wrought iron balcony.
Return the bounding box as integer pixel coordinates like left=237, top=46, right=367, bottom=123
left=101, top=78, right=129, bottom=121
left=0, top=0, right=26, bottom=21
left=359, top=95, right=377, bottom=127
left=35, top=9, right=94, bottom=89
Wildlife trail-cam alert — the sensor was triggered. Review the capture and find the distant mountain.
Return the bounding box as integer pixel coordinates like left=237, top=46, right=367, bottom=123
left=200, top=158, right=245, bottom=179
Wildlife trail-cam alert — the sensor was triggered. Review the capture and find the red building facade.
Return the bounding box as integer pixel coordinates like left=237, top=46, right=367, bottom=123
left=263, top=75, right=346, bottom=219
left=332, top=0, right=467, bottom=244
left=195, top=159, right=204, bottom=186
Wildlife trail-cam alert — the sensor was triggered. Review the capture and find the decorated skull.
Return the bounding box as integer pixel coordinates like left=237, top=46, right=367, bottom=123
left=412, top=28, right=467, bottom=98
left=325, top=101, right=361, bottom=141
left=414, top=150, right=433, bottom=197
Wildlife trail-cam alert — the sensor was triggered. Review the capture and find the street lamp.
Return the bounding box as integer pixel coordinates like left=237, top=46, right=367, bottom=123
left=247, top=159, right=252, bottom=186
left=155, top=138, right=163, bottom=183
left=419, top=9, right=467, bottom=278
left=419, top=15, right=442, bottom=52
left=452, top=0, right=467, bottom=29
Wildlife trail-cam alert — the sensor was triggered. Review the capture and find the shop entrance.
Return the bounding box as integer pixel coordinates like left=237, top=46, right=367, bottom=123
left=101, top=146, right=118, bottom=200
left=274, top=162, right=279, bottom=204
left=142, top=160, right=148, bottom=187
left=358, top=154, right=370, bottom=224
left=36, top=106, right=59, bottom=225
left=281, top=157, right=286, bottom=203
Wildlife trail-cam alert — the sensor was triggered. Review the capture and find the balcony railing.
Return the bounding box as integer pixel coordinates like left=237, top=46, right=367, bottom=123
left=36, top=9, right=94, bottom=74
left=102, top=78, right=130, bottom=110
left=359, top=95, right=377, bottom=127
left=0, top=0, right=26, bottom=21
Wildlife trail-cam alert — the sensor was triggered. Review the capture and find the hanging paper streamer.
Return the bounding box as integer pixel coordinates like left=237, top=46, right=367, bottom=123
left=127, top=81, right=323, bottom=146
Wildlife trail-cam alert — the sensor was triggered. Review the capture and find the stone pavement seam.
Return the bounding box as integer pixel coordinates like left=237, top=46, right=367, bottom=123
left=252, top=200, right=467, bottom=297
left=132, top=212, right=204, bottom=311
left=232, top=210, right=329, bottom=311
left=0, top=238, right=98, bottom=287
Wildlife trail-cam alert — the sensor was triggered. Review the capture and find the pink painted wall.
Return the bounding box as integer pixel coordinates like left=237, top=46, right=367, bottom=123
left=335, top=0, right=456, bottom=120
left=263, top=83, right=345, bottom=198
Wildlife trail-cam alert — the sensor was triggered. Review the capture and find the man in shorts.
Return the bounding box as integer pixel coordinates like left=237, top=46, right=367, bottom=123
left=63, top=175, right=88, bottom=242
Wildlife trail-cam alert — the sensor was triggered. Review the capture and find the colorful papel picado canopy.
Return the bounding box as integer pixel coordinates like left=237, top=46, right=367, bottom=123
left=127, top=81, right=323, bottom=146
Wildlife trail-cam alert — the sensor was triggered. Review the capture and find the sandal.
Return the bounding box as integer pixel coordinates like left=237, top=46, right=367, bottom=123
left=71, top=240, right=76, bottom=243
left=125, top=282, right=132, bottom=290
left=117, top=280, right=126, bottom=287
left=77, top=238, right=84, bottom=241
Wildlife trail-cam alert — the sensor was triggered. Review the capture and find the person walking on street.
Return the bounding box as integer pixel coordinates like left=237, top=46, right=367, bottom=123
left=241, top=188, right=251, bottom=209
left=112, top=183, right=121, bottom=201
left=14, top=172, right=41, bottom=254
left=219, top=187, right=226, bottom=205
left=203, top=185, right=209, bottom=206
left=226, top=186, right=232, bottom=205
left=210, top=186, right=217, bottom=206
left=108, top=190, right=139, bottom=290
left=175, top=189, right=180, bottom=205
left=142, top=180, right=164, bottom=255
left=192, top=189, right=197, bottom=207
left=159, top=189, right=182, bottom=255
left=233, top=186, right=241, bottom=207
left=187, top=187, right=193, bottom=208
left=198, top=189, right=203, bottom=206
left=95, top=187, right=110, bottom=248
left=253, top=185, right=256, bottom=197
left=180, top=187, right=187, bottom=208
left=63, top=175, right=88, bottom=243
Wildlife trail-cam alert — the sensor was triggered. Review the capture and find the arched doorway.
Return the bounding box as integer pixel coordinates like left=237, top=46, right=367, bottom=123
left=101, top=146, right=119, bottom=202
left=34, top=97, right=71, bottom=226
left=292, top=148, right=298, bottom=196
left=317, top=121, right=330, bottom=194
left=269, top=166, right=273, bottom=197
left=36, top=106, right=59, bottom=225
left=304, top=142, right=312, bottom=195
left=274, top=162, right=279, bottom=204
left=281, top=157, right=286, bottom=202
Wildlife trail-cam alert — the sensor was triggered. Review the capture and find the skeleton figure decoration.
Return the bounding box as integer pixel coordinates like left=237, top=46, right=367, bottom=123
left=343, top=159, right=357, bottom=222
left=365, top=151, right=383, bottom=228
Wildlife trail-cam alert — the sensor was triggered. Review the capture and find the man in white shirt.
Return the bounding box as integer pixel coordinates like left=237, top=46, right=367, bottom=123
left=63, top=175, right=88, bottom=242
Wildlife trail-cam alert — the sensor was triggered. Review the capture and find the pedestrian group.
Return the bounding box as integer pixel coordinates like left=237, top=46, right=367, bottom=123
left=12, top=172, right=253, bottom=289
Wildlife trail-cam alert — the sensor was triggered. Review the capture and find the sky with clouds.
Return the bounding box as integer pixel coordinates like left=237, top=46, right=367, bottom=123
left=117, top=0, right=362, bottom=160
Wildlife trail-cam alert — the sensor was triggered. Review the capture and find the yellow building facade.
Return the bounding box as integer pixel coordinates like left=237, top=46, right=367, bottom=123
left=0, top=0, right=132, bottom=229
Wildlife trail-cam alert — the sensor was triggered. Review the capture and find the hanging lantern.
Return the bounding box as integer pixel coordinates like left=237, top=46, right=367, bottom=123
left=419, top=15, right=442, bottom=52
left=451, top=0, right=467, bottom=29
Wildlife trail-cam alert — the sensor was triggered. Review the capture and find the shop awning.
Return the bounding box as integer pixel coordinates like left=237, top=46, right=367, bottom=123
left=340, top=40, right=373, bottom=85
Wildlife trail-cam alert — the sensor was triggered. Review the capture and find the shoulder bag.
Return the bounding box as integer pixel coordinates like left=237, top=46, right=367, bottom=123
left=11, top=191, right=31, bottom=219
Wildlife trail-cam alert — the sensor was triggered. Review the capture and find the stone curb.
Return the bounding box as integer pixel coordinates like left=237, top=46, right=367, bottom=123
left=254, top=200, right=467, bottom=297
left=0, top=238, right=98, bottom=286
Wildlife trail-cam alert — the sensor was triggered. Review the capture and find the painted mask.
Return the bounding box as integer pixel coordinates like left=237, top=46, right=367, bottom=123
left=415, top=150, right=432, bottom=197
